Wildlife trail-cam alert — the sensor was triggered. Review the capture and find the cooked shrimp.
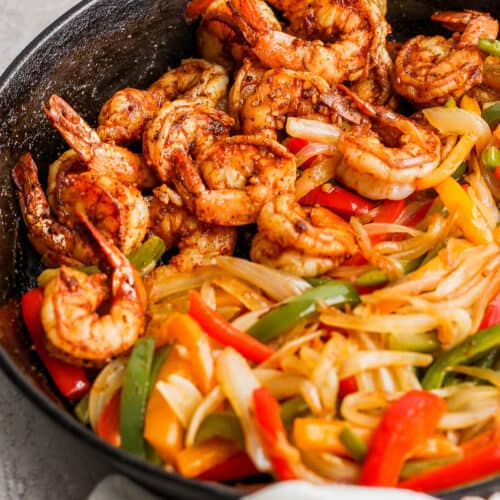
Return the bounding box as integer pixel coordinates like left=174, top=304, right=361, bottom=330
left=250, top=232, right=345, bottom=277
left=174, top=135, right=296, bottom=225
left=220, top=0, right=389, bottom=85
left=97, top=88, right=159, bottom=145
left=238, top=69, right=361, bottom=139
left=335, top=86, right=442, bottom=200
left=143, top=98, right=234, bottom=183
left=44, top=95, right=157, bottom=188
left=255, top=194, right=358, bottom=269
left=41, top=212, right=147, bottom=365
left=393, top=10, right=499, bottom=106
left=149, top=185, right=237, bottom=271
left=11, top=153, right=95, bottom=266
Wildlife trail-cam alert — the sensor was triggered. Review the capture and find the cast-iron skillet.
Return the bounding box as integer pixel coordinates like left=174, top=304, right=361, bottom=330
left=0, top=0, right=499, bottom=498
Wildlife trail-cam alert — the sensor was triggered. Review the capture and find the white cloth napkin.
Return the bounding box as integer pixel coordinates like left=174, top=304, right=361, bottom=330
left=89, top=475, right=439, bottom=500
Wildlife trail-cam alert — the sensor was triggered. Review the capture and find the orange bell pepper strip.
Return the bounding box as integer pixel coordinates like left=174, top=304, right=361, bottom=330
left=409, top=435, right=461, bottom=460
left=156, top=313, right=215, bottom=394
left=176, top=438, right=240, bottom=478
left=360, top=390, right=447, bottom=487
left=143, top=346, right=191, bottom=464
left=460, top=427, right=497, bottom=457
left=97, top=390, right=121, bottom=447
left=460, top=95, right=481, bottom=116
left=188, top=290, right=274, bottom=364
left=435, top=176, right=493, bottom=244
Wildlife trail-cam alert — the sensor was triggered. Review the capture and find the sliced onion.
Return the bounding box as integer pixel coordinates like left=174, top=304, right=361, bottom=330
left=439, top=403, right=499, bottom=430
left=212, top=276, right=272, bottom=311
left=185, top=386, right=225, bottom=448
left=449, top=366, right=500, bottom=388
left=216, top=347, right=271, bottom=472
left=422, top=107, right=491, bottom=153
left=286, top=117, right=342, bottom=144
left=341, top=391, right=393, bottom=428
left=88, top=358, right=127, bottom=431
left=156, top=374, right=203, bottom=428
left=296, top=143, right=338, bottom=166
left=301, top=451, right=360, bottom=482
left=216, top=256, right=310, bottom=301
left=364, top=223, right=422, bottom=237
left=255, top=368, right=307, bottom=400
left=295, top=155, right=340, bottom=200
left=340, top=351, right=432, bottom=379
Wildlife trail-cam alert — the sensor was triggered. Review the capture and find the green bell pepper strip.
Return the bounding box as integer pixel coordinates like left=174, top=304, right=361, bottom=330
left=74, top=394, right=90, bottom=425
left=482, top=102, right=500, bottom=129
left=399, top=455, right=460, bottom=481
left=149, top=344, right=172, bottom=391
left=247, top=281, right=360, bottom=343
left=305, top=278, right=331, bottom=287
left=479, top=37, right=500, bottom=57
left=444, top=97, right=456, bottom=109
left=452, top=161, right=468, bottom=180
left=422, top=324, right=500, bottom=389
left=482, top=146, right=500, bottom=170
left=339, top=424, right=368, bottom=463
left=120, top=336, right=155, bottom=458
left=388, top=331, right=440, bottom=354
left=356, top=258, right=422, bottom=288
left=37, top=235, right=166, bottom=287
left=280, top=396, right=310, bottom=427
left=195, top=411, right=245, bottom=446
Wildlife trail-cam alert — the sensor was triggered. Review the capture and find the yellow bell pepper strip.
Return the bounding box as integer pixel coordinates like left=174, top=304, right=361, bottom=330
left=460, top=95, right=481, bottom=115
left=188, top=290, right=274, bottom=363
left=156, top=313, right=215, bottom=394
left=360, top=391, right=447, bottom=487
left=444, top=97, right=456, bottom=108
left=120, top=337, right=155, bottom=458
left=435, top=176, right=493, bottom=244
left=176, top=438, right=240, bottom=478
left=416, top=135, right=476, bottom=190
left=143, top=346, right=191, bottom=464
left=422, top=324, right=500, bottom=389
left=494, top=124, right=500, bottom=142
left=293, top=418, right=372, bottom=457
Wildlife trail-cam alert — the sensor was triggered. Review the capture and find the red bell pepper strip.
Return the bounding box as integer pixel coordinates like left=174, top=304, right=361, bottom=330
left=338, top=376, right=358, bottom=399
left=360, top=390, right=447, bottom=487
left=403, top=199, right=434, bottom=228
left=21, top=288, right=90, bottom=399
left=97, top=390, right=121, bottom=447
left=480, top=290, right=500, bottom=329
left=188, top=290, right=274, bottom=364
left=300, top=185, right=376, bottom=217
left=399, top=440, right=500, bottom=492
left=197, top=452, right=258, bottom=482
left=253, top=387, right=298, bottom=480
left=284, top=137, right=317, bottom=168
left=371, top=199, right=406, bottom=244
left=495, top=166, right=500, bottom=180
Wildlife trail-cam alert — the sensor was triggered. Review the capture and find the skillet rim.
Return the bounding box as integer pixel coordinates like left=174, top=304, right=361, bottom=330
left=0, top=1, right=499, bottom=498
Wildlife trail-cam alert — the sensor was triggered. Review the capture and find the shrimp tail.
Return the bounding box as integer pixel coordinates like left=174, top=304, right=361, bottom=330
left=321, top=90, right=365, bottom=125
left=226, top=0, right=261, bottom=46
left=431, top=10, right=481, bottom=32
left=76, top=211, right=127, bottom=270
left=186, top=0, right=217, bottom=22
left=43, top=95, right=98, bottom=164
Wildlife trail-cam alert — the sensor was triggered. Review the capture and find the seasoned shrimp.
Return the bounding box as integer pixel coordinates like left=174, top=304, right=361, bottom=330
left=41, top=212, right=147, bottom=365
left=143, top=98, right=234, bottom=183
left=149, top=185, right=237, bottom=271
left=174, top=135, right=296, bottom=225
left=238, top=68, right=361, bottom=139
left=257, top=194, right=358, bottom=257
left=219, top=0, right=388, bottom=85
left=11, top=153, right=95, bottom=266
left=335, top=86, right=442, bottom=200
left=393, top=10, right=499, bottom=106
left=44, top=95, right=157, bottom=188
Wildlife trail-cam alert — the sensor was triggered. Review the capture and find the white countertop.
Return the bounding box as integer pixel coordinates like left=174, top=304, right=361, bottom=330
left=0, top=1, right=115, bottom=498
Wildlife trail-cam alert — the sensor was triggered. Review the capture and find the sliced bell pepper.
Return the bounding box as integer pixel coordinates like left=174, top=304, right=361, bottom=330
left=399, top=455, right=460, bottom=481
left=21, top=288, right=90, bottom=399
left=338, top=376, right=358, bottom=399
left=74, top=394, right=90, bottom=425
left=356, top=258, right=422, bottom=287
left=247, top=280, right=359, bottom=343
left=460, top=95, right=481, bottom=115
left=339, top=424, right=368, bottom=463
left=195, top=411, right=245, bottom=446
left=253, top=387, right=299, bottom=480
left=444, top=97, right=456, bottom=108
left=97, top=390, right=121, bottom=447
left=388, top=331, right=440, bottom=353
left=479, top=38, right=500, bottom=58
left=482, top=102, right=500, bottom=129
left=495, top=167, right=500, bottom=180
left=149, top=344, right=172, bottom=388
left=483, top=145, right=500, bottom=169
left=480, top=290, right=500, bottom=329
left=299, top=184, right=376, bottom=216
left=144, top=346, right=190, bottom=464
left=197, top=452, right=258, bottom=482
left=422, top=323, right=500, bottom=389
left=360, top=390, right=447, bottom=487
left=460, top=427, right=497, bottom=457
left=176, top=438, right=240, bottom=478
left=154, top=313, right=214, bottom=393
left=435, top=176, right=493, bottom=245
left=399, top=440, right=500, bottom=492
left=284, top=137, right=317, bottom=168
left=280, top=396, right=310, bottom=427
left=188, top=290, right=274, bottom=363
left=120, top=336, right=155, bottom=458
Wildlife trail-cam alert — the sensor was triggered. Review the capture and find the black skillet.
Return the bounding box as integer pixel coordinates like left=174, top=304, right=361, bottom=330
left=0, top=0, right=499, bottom=498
